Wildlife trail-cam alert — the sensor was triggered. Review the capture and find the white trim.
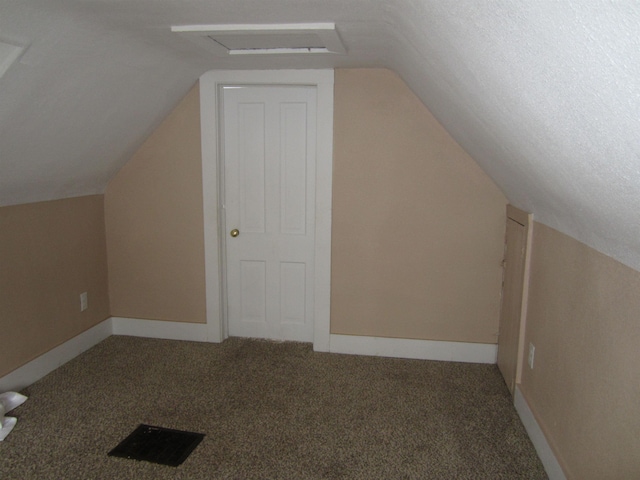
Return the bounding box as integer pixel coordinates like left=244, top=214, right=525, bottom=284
left=172, top=23, right=346, bottom=56
left=111, top=317, right=209, bottom=342
left=0, top=318, right=112, bottom=392
left=514, top=386, right=567, bottom=480
left=516, top=212, right=534, bottom=384
left=200, top=76, right=224, bottom=343
left=312, top=72, right=334, bottom=353
left=199, top=69, right=334, bottom=352
left=328, top=334, right=498, bottom=364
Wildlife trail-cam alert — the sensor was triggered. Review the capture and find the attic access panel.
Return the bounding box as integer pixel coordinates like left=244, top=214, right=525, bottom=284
left=171, top=23, right=346, bottom=56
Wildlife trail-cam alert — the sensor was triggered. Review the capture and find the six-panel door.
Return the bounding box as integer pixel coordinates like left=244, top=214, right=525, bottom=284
left=222, top=85, right=317, bottom=342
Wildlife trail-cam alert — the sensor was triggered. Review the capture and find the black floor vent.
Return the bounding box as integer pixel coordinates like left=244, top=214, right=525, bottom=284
left=108, top=424, right=205, bottom=467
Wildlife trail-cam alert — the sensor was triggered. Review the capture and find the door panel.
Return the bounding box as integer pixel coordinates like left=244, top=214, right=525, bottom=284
left=498, top=210, right=529, bottom=396
left=240, top=260, right=267, bottom=325
left=223, top=85, right=316, bottom=342
left=237, top=103, right=266, bottom=234
left=280, top=102, right=308, bottom=235
left=280, top=262, right=306, bottom=324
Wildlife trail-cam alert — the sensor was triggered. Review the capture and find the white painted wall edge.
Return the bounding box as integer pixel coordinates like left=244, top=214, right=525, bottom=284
left=0, top=318, right=112, bottom=393
left=514, top=386, right=567, bottom=480
left=111, top=317, right=210, bottom=342
left=327, top=334, right=498, bottom=364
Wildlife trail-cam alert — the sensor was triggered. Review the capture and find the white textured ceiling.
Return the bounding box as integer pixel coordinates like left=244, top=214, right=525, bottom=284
left=1, top=1, right=639, bottom=271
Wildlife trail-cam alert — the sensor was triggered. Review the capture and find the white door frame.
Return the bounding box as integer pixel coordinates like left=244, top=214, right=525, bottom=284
left=199, top=69, right=334, bottom=352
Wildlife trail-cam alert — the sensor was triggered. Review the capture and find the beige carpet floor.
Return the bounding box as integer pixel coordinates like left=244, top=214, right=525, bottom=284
left=0, top=336, right=547, bottom=479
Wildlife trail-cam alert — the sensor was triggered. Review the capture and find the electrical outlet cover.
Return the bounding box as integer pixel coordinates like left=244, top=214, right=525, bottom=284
left=80, top=292, right=88, bottom=311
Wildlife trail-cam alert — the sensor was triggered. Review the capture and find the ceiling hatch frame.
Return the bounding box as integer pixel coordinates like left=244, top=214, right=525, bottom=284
left=0, top=37, right=27, bottom=79
left=171, top=23, right=346, bottom=56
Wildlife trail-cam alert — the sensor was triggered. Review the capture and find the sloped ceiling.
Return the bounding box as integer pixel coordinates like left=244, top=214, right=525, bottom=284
left=1, top=1, right=639, bottom=271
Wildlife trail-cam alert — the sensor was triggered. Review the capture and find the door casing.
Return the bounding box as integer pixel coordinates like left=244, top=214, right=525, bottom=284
left=199, top=70, right=334, bottom=351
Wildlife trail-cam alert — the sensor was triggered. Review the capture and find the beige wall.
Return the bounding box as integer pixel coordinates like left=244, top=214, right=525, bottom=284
left=521, top=223, right=640, bottom=479
left=331, top=69, right=507, bottom=343
left=103, top=70, right=507, bottom=342
left=0, top=195, right=110, bottom=377
left=104, top=83, right=206, bottom=323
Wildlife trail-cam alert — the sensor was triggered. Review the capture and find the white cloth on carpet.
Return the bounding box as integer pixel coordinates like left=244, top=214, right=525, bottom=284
left=0, top=392, right=27, bottom=441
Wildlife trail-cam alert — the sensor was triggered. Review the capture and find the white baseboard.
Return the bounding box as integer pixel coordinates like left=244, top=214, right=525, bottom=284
left=111, top=316, right=210, bottom=342
left=0, top=318, right=112, bottom=393
left=327, top=334, right=498, bottom=364
left=514, top=386, right=566, bottom=480
left=1, top=319, right=496, bottom=397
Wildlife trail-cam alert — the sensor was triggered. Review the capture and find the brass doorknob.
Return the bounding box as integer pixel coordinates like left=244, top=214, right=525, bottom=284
left=230, top=229, right=240, bottom=238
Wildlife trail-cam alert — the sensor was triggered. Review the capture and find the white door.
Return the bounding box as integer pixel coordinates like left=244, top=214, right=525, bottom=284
left=222, top=85, right=317, bottom=342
